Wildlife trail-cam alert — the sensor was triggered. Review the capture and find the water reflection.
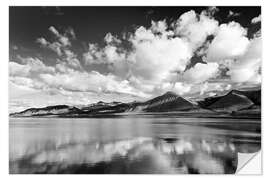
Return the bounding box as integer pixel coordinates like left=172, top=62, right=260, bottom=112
left=9, top=116, right=260, bottom=174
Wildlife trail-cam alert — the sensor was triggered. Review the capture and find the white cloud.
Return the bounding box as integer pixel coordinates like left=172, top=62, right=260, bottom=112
left=63, top=49, right=81, bottom=68
left=39, top=70, right=148, bottom=97
left=83, top=42, right=126, bottom=66
left=130, top=38, right=190, bottom=80
left=151, top=20, right=168, bottom=33
left=83, top=25, right=193, bottom=87
left=36, top=37, right=48, bottom=46
left=227, top=10, right=240, bottom=18
left=83, top=43, right=103, bottom=65
left=174, top=10, right=219, bottom=50
left=59, top=36, right=71, bottom=46
left=206, top=22, right=249, bottom=62
left=126, top=26, right=193, bottom=82
left=72, top=10, right=261, bottom=98
left=9, top=57, right=55, bottom=78
left=36, top=37, right=63, bottom=56
left=65, top=27, right=76, bottom=39
left=49, top=26, right=60, bottom=36
left=37, top=26, right=72, bottom=57
left=227, top=37, right=261, bottom=83
left=104, top=45, right=125, bottom=63
left=173, top=82, right=192, bottom=95
left=104, top=33, right=121, bottom=44
left=181, top=62, right=219, bottom=84
left=48, top=26, right=71, bottom=46
left=9, top=61, right=30, bottom=77
left=251, top=14, right=261, bottom=24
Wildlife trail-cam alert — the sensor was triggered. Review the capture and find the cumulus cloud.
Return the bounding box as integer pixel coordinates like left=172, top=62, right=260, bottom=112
left=83, top=43, right=103, bottom=65
left=174, top=10, right=219, bottom=50
left=83, top=43, right=126, bottom=66
left=151, top=20, right=168, bottom=33
left=83, top=24, right=193, bottom=86
left=127, top=26, right=193, bottom=82
left=206, top=22, right=249, bottom=62
left=79, top=8, right=260, bottom=98
left=251, top=14, right=261, bottom=24
left=63, top=49, right=82, bottom=69
left=181, top=62, right=219, bottom=84
left=227, top=37, right=261, bottom=83
left=104, top=33, right=121, bottom=44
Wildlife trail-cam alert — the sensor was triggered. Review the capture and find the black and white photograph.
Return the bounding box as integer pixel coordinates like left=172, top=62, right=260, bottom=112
left=9, top=6, right=261, bottom=174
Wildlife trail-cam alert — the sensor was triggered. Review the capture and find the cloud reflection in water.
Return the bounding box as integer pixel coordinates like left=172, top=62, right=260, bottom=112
left=10, top=137, right=243, bottom=174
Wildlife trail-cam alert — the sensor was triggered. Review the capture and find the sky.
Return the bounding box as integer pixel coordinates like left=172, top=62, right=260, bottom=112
left=9, top=6, right=261, bottom=112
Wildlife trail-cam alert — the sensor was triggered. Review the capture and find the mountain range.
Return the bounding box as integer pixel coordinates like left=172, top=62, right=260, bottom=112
left=10, top=89, right=261, bottom=117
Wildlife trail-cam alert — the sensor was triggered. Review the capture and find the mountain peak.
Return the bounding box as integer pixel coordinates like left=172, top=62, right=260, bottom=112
left=163, top=91, right=178, bottom=97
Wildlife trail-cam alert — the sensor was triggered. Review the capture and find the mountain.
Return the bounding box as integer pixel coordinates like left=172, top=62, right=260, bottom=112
left=10, top=89, right=261, bottom=117
left=198, top=89, right=261, bottom=113
left=80, top=101, right=123, bottom=112
left=130, top=91, right=195, bottom=112
left=10, top=105, right=81, bottom=117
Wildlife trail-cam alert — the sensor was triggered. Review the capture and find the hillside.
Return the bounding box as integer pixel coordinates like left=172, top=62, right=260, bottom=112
left=198, top=89, right=261, bottom=113
left=10, top=89, right=261, bottom=117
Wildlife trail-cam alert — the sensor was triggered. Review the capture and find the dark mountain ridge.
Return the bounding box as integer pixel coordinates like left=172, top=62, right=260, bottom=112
left=10, top=89, right=261, bottom=117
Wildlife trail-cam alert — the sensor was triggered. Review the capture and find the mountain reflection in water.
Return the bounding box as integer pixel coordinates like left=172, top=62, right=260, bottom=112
left=9, top=115, right=260, bottom=174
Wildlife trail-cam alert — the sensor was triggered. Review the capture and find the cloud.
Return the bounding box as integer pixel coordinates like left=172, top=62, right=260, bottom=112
left=36, top=37, right=62, bottom=56
left=37, top=26, right=73, bottom=56
left=173, top=82, right=192, bottom=95
left=227, top=10, right=241, bottom=18
left=151, top=20, right=168, bottom=33
left=83, top=24, right=193, bottom=86
left=36, top=26, right=81, bottom=68
left=36, top=37, right=48, bottom=46
left=80, top=8, right=260, bottom=98
left=83, top=43, right=103, bottom=65
left=127, top=26, right=193, bottom=82
left=205, top=6, right=219, bottom=17
left=9, top=61, right=30, bottom=77
left=181, top=62, right=219, bottom=84
left=9, top=76, right=44, bottom=90
left=206, top=22, right=249, bottom=62
left=174, top=10, right=219, bottom=50
left=49, top=26, right=71, bottom=46
left=9, top=57, right=55, bottom=78
left=227, top=37, right=261, bottom=83
left=65, top=27, right=76, bottom=39
left=10, top=7, right=262, bottom=107
left=251, top=14, right=261, bottom=24
left=49, top=26, right=60, bottom=37
left=83, top=42, right=126, bottom=66
left=104, top=33, right=121, bottom=44
left=63, top=49, right=82, bottom=69
left=39, top=70, right=148, bottom=97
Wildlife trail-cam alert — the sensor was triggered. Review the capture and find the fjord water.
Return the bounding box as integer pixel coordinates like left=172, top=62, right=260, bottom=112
left=9, top=114, right=261, bottom=174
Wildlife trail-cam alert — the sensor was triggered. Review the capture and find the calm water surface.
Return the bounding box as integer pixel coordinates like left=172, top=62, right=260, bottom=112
left=9, top=114, right=261, bottom=174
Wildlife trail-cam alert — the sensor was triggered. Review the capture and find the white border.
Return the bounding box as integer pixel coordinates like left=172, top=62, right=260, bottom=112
left=7, top=0, right=262, bottom=6
left=1, top=0, right=269, bottom=179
